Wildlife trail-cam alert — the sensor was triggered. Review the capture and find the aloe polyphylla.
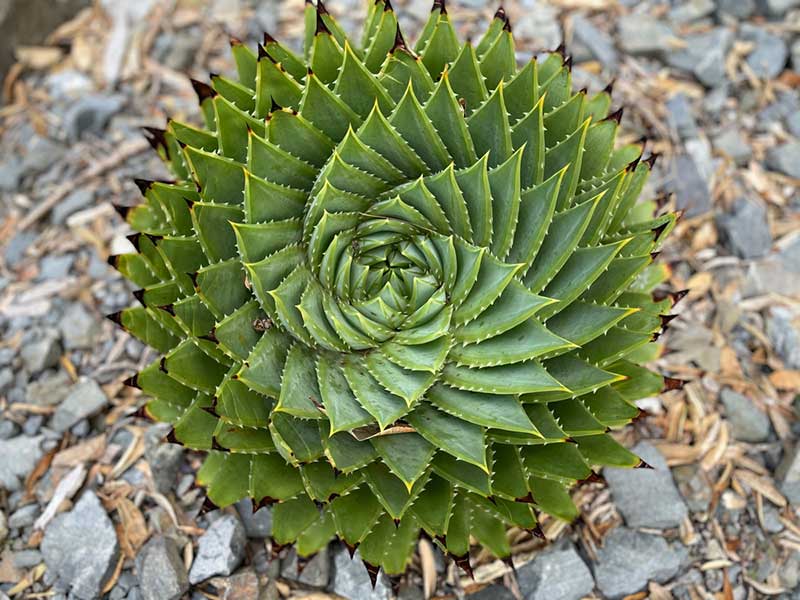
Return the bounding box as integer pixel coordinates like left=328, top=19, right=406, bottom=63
left=109, top=0, right=682, bottom=576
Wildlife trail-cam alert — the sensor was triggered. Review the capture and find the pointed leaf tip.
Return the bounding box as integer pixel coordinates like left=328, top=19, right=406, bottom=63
left=635, top=459, right=655, bottom=469
left=126, top=233, right=141, bottom=250
left=315, top=8, right=332, bottom=34
left=133, top=178, right=153, bottom=195
left=659, top=314, right=678, bottom=329
left=669, top=289, right=689, bottom=305
left=652, top=221, right=669, bottom=240
left=432, top=0, right=446, bottom=13
left=199, top=495, right=218, bottom=515
left=106, top=311, right=123, bottom=326
left=123, top=374, right=140, bottom=388
left=453, top=554, right=474, bottom=579
left=142, top=127, right=168, bottom=154
left=264, top=31, right=277, bottom=45
left=644, top=153, right=660, bottom=169
left=132, top=289, right=146, bottom=306
left=112, top=204, right=131, bottom=219
left=605, top=107, right=624, bottom=124
left=392, top=23, right=408, bottom=52
left=157, top=304, right=176, bottom=316
left=364, top=562, right=380, bottom=588
left=603, top=79, right=616, bottom=95
left=190, top=78, right=215, bottom=102
left=662, top=376, right=686, bottom=392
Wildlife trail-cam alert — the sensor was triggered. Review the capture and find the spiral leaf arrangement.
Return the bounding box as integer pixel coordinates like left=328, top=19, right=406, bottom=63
left=109, top=0, right=682, bottom=576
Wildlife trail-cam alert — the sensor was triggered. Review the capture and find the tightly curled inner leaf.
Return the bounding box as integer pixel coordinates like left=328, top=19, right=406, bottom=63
left=111, top=0, right=680, bottom=575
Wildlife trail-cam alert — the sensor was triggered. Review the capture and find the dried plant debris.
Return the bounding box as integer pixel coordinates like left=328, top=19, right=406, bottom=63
left=0, top=0, right=798, bottom=598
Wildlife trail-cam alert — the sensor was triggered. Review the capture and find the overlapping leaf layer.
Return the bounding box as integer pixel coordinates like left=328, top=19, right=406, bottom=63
left=110, top=0, right=680, bottom=575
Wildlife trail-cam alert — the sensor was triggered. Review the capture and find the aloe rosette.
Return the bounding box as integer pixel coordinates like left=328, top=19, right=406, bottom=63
left=109, top=0, right=681, bottom=576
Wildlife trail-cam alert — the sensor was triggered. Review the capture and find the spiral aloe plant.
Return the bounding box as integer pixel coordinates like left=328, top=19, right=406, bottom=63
left=109, top=0, right=682, bottom=577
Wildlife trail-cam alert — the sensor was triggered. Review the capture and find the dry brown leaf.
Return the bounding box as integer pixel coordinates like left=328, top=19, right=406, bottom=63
left=52, top=435, right=107, bottom=468
left=647, top=582, right=672, bottom=600
left=34, top=464, right=87, bottom=531
left=743, top=576, right=786, bottom=595
left=418, top=538, right=438, bottom=599
left=0, top=549, right=23, bottom=584
left=719, top=346, right=741, bottom=377
left=7, top=564, right=46, bottom=595
left=687, top=271, right=713, bottom=298
left=101, top=554, right=126, bottom=595
left=24, top=445, right=58, bottom=499
left=769, top=370, right=800, bottom=391
left=722, top=569, right=734, bottom=600
left=114, top=497, right=149, bottom=558
left=14, top=46, right=64, bottom=70
left=733, top=470, right=787, bottom=507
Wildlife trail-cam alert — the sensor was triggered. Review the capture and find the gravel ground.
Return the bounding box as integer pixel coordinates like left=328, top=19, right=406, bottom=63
left=0, top=0, right=799, bottom=599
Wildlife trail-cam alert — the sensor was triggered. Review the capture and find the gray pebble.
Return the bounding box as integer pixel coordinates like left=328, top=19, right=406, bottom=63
left=4, top=232, right=37, bottom=268
left=59, top=303, right=101, bottom=350
left=720, top=388, right=772, bottom=442
left=669, top=0, right=715, bottom=23
left=188, top=514, right=246, bottom=584
left=617, top=14, right=674, bottom=56
left=0, top=435, right=44, bottom=492
left=571, top=15, right=617, bottom=69
left=666, top=93, right=698, bottom=139
left=716, top=0, right=756, bottom=18
left=20, top=137, right=66, bottom=175
left=50, top=378, right=108, bottom=433
left=329, top=544, right=392, bottom=600
left=8, top=504, right=39, bottom=529
left=235, top=499, right=272, bottom=538
left=766, top=141, right=800, bottom=179
left=670, top=154, right=712, bottom=217
left=26, top=370, right=73, bottom=406
left=516, top=541, right=595, bottom=600
left=42, top=255, right=75, bottom=281
left=741, top=24, right=789, bottom=80
left=766, top=307, right=800, bottom=370
left=51, top=189, right=94, bottom=225
left=41, top=491, right=120, bottom=599
left=20, top=332, right=62, bottom=374
left=606, top=441, right=688, bottom=528
left=713, top=129, right=752, bottom=166
left=13, top=549, right=43, bottom=569
left=716, top=198, right=772, bottom=259
left=594, top=527, right=687, bottom=599
left=63, top=94, right=126, bottom=142
left=135, top=536, right=189, bottom=600
left=0, top=419, right=20, bottom=440
left=0, top=157, right=24, bottom=192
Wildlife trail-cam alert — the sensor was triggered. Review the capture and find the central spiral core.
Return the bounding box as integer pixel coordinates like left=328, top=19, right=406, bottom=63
left=328, top=217, right=447, bottom=337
